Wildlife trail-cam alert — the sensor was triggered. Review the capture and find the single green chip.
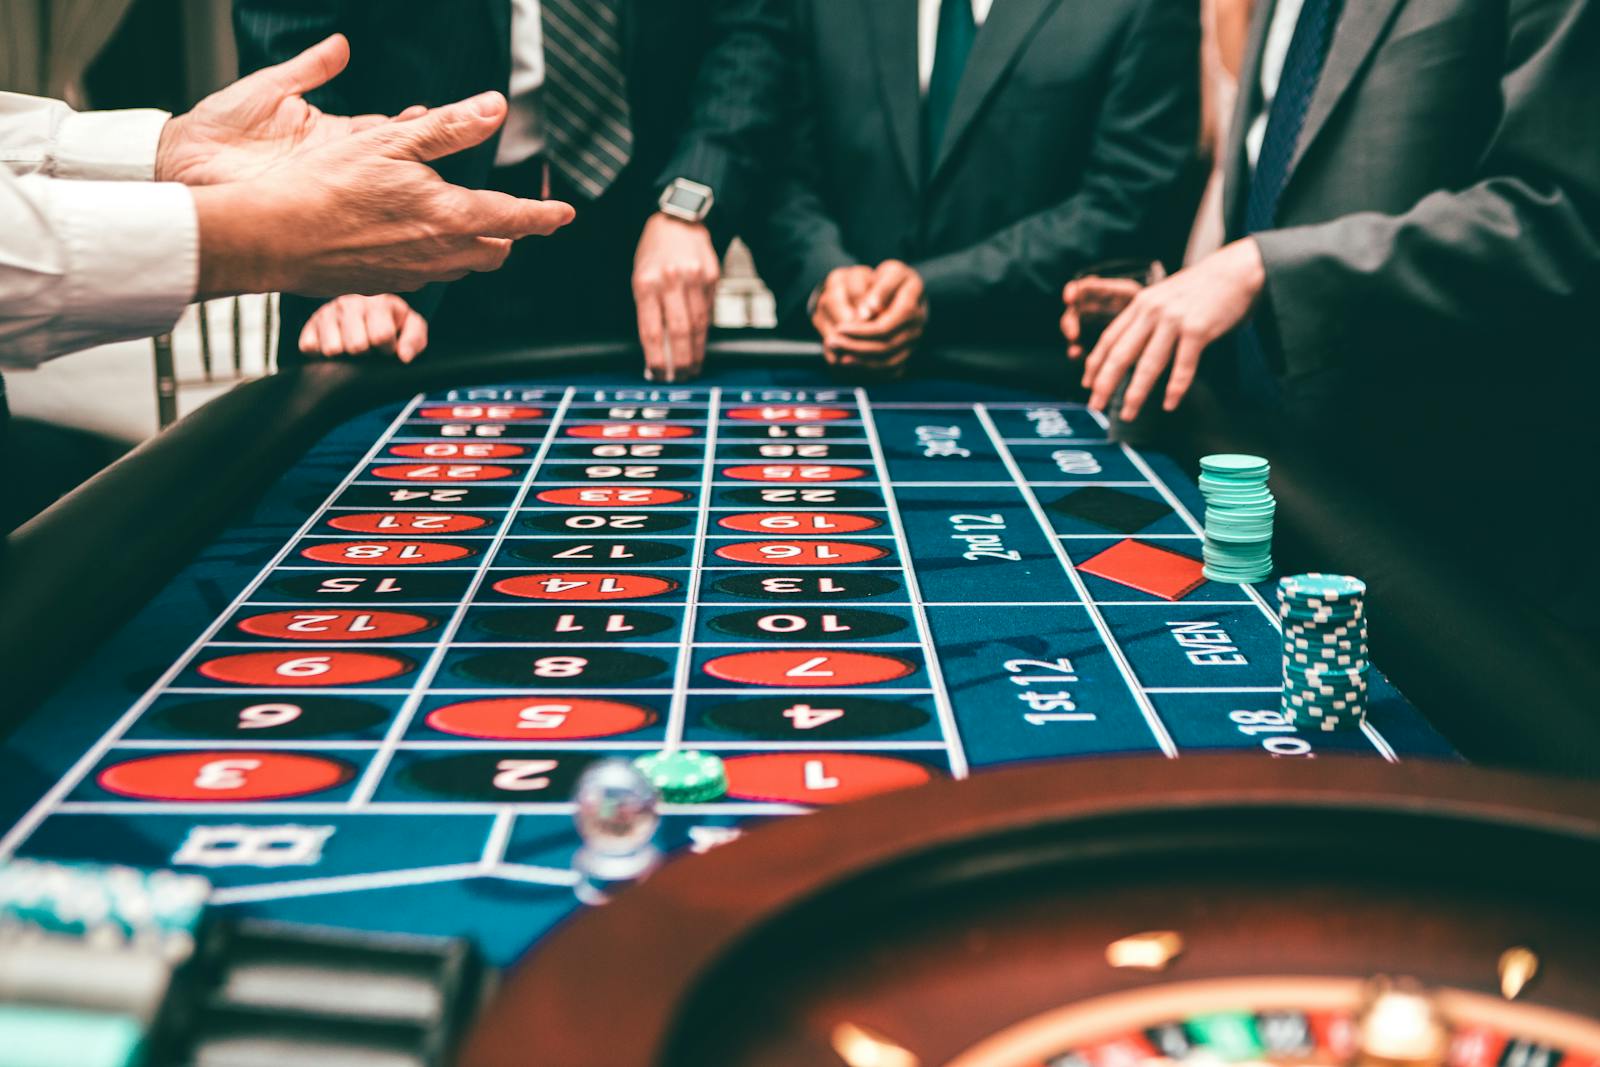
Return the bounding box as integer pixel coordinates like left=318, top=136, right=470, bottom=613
left=632, top=750, right=727, bottom=803
left=0, top=859, right=209, bottom=961
left=1278, top=573, right=1366, bottom=601
left=1200, top=454, right=1271, bottom=476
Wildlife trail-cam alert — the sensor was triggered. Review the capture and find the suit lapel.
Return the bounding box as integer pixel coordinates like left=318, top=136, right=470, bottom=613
left=1285, top=0, right=1408, bottom=176
left=860, top=0, right=922, bottom=191
left=1221, top=0, right=1278, bottom=238
left=931, top=0, right=1065, bottom=181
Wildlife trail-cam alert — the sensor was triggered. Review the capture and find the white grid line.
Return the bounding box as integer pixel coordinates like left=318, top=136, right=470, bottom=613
left=153, top=687, right=937, bottom=696
left=665, top=389, right=719, bottom=751
left=109, top=740, right=953, bottom=752
left=0, top=396, right=428, bottom=860
left=974, top=404, right=1179, bottom=758
left=1094, top=414, right=1399, bottom=764
left=201, top=641, right=927, bottom=650
left=857, top=388, right=969, bottom=779
left=4, top=387, right=1422, bottom=872
left=51, top=801, right=810, bottom=816
left=348, top=388, right=577, bottom=806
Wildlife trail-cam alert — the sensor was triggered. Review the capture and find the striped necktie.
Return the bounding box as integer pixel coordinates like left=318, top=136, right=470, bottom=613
left=540, top=0, right=634, bottom=200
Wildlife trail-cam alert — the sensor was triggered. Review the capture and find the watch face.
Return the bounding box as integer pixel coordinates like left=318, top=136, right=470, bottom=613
left=665, top=186, right=709, bottom=213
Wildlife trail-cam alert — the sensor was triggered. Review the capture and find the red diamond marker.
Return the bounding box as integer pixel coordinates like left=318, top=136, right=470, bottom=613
left=1079, top=539, right=1206, bottom=601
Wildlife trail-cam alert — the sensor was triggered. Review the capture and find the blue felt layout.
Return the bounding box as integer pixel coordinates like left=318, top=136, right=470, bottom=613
left=0, top=369, right=1457, bottom=967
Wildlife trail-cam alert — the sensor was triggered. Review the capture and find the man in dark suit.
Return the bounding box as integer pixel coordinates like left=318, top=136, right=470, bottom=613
left=1077, top=0, right=1599, bottom=423
left=745, top=0, right=1201, bottom=372
left=1074, top=0, right=1599, bottom=622
left=236, top=0, right=786, bottom=380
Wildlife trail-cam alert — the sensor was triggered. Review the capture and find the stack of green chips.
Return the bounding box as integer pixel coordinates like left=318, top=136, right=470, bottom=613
left=1198, top=455, right=1276, bottom=584
left=1279, top=573, right=1369, bottom=732
left=632, top=750, right=728, bottom=803
left=0, top=858, right=211, bottom=962
left=0, top=859, right=215, bottom=1067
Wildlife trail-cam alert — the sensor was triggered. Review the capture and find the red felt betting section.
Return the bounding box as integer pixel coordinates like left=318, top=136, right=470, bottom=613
left=1079, top=538, right=1206, bottom=601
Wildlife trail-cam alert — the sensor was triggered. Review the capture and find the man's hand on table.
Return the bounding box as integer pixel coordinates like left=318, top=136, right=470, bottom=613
left=301, top=294, right=429, bottom=362
left=190, top=91, right=576, bottom=299
left=1061, top=276, right=1146, bottom=362
left=813, top=260, right=928, bottom=377
left=1081, top=239, right=1266, bottom=421
left=156, top=35, right=424, bottom=186
left=633, top=214, right=721, bottom=383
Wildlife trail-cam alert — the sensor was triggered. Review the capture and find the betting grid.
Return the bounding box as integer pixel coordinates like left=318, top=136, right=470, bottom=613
left=0, top=388, right=961, bottom=886
left=0, top=382, right=1443, bottom=920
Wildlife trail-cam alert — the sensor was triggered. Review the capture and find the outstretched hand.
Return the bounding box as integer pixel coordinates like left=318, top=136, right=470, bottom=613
left=156, top=34, right=424, bottom=186
left=191, top=91, right=576, bottom=298
left=1061, top=276, right=1146, bottom=361
left=1081, top=240, right=1267, bottom=421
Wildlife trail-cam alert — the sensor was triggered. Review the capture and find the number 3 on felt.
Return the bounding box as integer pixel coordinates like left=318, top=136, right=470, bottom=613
left=196, top=759, right=262, bottom=790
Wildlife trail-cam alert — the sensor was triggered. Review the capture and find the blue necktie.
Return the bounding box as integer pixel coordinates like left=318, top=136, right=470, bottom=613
left=923, top=0, right=976, bottom=179
left=1237, top=0, right=1344, bottom=405
left=1246, top=0, right=1344, bottom=235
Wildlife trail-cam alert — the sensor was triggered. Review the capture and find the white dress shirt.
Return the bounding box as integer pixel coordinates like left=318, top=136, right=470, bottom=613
left=1245, top=0, right=1307, bottom=169
left=918, top=0, right=995, bottom=93
left=494, top=0, right=548, bottom=168
left=0, top=92, right=198, bottom=368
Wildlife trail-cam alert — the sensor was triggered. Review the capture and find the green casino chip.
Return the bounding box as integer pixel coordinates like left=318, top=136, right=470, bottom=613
left=1205, top=529, right=1274, bottom=544
left=0, top=859, right=210, bottom=962
left=632, top=750, right=728, bottom=803
left=1199, top=454, right=1270, bottom=477
left=1278, top=573, right=1366, bottom=602
left=1278, top=572, right=1370, bottom=728
left=1285, top=709, right=1365, bottom=732
left=1200, top=454, right=1276, bottom=586
left=1280, top=604, right=1364, bottom=624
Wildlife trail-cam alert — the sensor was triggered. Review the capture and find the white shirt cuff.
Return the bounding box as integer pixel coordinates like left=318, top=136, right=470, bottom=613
left=44, top=179, right=198, bottom=351
left=53, top=108, right=171, bottom=181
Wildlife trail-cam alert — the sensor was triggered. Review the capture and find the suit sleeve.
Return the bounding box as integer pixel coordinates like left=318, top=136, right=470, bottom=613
left=739, top=4, right=861, bottom=324
left=911, top=0, right=1201, bottom=319
left=654, top=0, right=790, bottom=245
left=233, top=0, right=353, bottom=104
left=1251, top=0, right=1600, bottom=378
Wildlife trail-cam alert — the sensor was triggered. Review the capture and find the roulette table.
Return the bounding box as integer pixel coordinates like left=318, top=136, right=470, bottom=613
left=0, top=340, right=1595, bottom=1064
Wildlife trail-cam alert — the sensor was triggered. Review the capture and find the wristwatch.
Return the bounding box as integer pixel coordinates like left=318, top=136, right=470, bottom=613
left=658, top=178, right=715, bottom=224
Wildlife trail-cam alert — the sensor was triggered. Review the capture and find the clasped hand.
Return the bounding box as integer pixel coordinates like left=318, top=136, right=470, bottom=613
left=813, top=260, right=928, bottom=376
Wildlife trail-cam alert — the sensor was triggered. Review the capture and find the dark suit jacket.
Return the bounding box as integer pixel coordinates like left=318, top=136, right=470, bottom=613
left=746, top=0, right=1201, bottom=346
left=1225, top=0, right=1600, bottom=385
left=1223, top=0, right=1600, bottom=626
left=234, top=0, right=786, bottom=348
